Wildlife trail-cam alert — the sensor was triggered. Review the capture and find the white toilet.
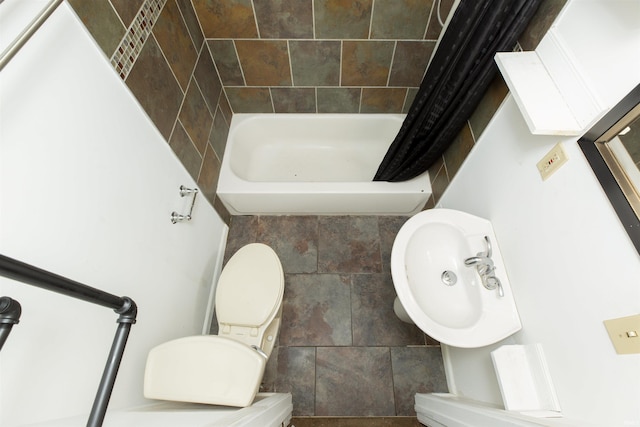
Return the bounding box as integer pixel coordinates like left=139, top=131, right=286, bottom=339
left=144, top=243, right=284, bottom=407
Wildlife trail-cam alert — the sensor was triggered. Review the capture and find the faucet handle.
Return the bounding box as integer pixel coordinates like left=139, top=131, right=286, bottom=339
left=479, top=235, right=492, bottom=258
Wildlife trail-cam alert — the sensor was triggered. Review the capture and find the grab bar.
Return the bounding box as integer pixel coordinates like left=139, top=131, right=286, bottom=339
left=0, top=254, right=137, bottom=427
left=0, top=0, right=64, bottom=71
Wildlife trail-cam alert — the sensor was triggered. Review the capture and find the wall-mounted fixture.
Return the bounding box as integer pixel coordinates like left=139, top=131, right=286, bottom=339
left=495, top=1, right=639, bottom=137
left=171, top=185, right=198, bottom=224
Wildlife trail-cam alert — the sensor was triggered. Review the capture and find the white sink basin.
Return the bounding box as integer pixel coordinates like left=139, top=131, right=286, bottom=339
left=391, top=209, right=521, bottom=348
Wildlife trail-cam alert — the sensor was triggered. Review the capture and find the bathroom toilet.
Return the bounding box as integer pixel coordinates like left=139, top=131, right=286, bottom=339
left=144, top=243, right=284, bottom=407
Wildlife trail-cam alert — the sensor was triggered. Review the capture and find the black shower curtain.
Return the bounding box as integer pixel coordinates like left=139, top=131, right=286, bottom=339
left=374, top=0, right=542, bottom=182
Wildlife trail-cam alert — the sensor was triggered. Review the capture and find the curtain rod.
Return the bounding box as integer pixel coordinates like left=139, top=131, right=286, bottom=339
left=0, top=0, right=63, bottom=71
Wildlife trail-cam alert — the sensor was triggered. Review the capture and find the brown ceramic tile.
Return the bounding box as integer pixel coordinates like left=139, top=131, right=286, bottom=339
left=271, top=88, right=316, bottom=113
left=468, top=74, right=509, bottom=141
left=179, top=80, right=214, bottom=155
left=389, top=41, right=435, bottom=87
left=176, top=0, right=205, bottom=50
left=253, top=0, right=313, bottom=38
left=290, top=417, right=422, bottom=426
left=316, top=347, right=395, bottom=416
left=207, top=40, right=245, bottom=86
left=125, top=37, right=183, bottom=140
left=318, top=216, right=382, bottom=274
left=519, top=0, right=567, bottom=51
left=377, top=216, right=410, bottom=273
left=425, top=335, right=441, bottom=347
left=235, top=40, right=292, bottom=86
left=423, top=195, right=436, bottom=210
left=208, top=107, right=230, bottom=161
left=219, top=216, right=452, bottom=418
left=110, top=0, right=145, bottom=27
left=255, top=216, right=319, bottom=274
left=428, top=159, right=449, bottom=206
left=261, top=346, right=278, bottom=393
left=351, top=274, right=425, bottom=346
left=314, top=0, right=373, bottom=39
left=192, top=0, right=258, bottom=38
left=280, top=274, right=352, bottom=346
left=370, top=0, right=432, bottom=39
left=213, top=196, right=232, bottom=225
left=225, top=87, right=274, bottom=113
left=169, top=121, right=203, bottom=181
left=194, top=46, right=224, bottom=114
left=224, top=216, right=260, bottom=264
left=289, top=41, right=341, bottom=87
left=67, top=0, right=125, bottom=56
left=443, top=122, right=474, bottom=181
left=424, top=0, right=454, bottom=40
left=403, top=88, right=419, bottom=113
left=317, top=88, right=361, bottom=113
left=218, top=92, right=234, bottom=124
left=341, top=41, right=394, bottom=87
left=276, top=347, right=316, bottom=416
left=361, top=88, right=407, bottom=113
left=197, top=143, right=221, bottom=205
left=153, top=0, right=198, bottom=91
left=390, top=347, right=448, bottom=416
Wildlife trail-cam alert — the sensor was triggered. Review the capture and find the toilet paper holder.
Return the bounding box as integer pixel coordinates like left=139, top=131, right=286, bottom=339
left=171, top=185, right=198, bottom=224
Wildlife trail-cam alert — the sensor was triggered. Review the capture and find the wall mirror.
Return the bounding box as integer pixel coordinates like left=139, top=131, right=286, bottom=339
left=579, top=84, right=640, bottom=254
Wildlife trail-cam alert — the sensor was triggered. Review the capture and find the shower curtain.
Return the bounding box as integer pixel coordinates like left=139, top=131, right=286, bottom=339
left=374, top=0, right=543, bottom=182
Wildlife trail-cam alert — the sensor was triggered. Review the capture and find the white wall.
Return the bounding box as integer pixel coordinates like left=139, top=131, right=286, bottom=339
left=438, top=1, right=640, bottom=425
left=0, top=3, right=227, bottom=425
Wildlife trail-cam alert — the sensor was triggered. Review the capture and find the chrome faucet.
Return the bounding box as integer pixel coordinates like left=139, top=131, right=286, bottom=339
left=464, top=236, right=504, bottom=297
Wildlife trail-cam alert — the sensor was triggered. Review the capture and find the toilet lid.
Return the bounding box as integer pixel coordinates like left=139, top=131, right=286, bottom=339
left=216, top=243, right=284, bottom=327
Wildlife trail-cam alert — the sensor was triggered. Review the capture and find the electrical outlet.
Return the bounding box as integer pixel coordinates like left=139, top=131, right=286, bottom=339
left=603, top=314, right=640, bottom=355
left=537, top=142, right=568, bottom=181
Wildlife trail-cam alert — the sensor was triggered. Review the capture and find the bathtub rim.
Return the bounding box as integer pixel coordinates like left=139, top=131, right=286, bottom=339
left=217, top=113, right=432, bottom=215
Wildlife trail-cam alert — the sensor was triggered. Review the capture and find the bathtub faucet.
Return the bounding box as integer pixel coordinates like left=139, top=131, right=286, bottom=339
left=464, top=236, right=504, bottom=297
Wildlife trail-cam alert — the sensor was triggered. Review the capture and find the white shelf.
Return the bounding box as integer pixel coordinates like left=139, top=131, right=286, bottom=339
left=495, top=52, right=581, bottom=135
left=494, top=30, right=605, bottom=136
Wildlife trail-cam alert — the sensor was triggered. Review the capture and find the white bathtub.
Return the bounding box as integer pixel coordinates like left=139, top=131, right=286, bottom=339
left=217, top=114, right=432, bottom=215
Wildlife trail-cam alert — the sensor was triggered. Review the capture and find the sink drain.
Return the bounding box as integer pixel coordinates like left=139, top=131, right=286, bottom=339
left=441, top=271, right=457, bottom=286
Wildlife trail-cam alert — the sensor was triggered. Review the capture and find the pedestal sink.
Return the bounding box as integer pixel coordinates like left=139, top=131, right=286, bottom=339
left=391, top=209, right=521, bottom=348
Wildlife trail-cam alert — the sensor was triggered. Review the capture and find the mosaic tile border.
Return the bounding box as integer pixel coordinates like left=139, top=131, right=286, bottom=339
left=111, top=0, right=167, bottom=80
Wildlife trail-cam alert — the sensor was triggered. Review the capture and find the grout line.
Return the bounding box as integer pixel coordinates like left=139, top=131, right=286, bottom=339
left=232, top=40, right=248, bottom=86
left=311, top=0, right=316, bottom=39
left=386, top=40, right=397, bottom=87
left=368, top=0, right=375, bottom=39
left=467, top=119, right=477, bottom=144
left=287, top=40, right=295, bottom=86
left=250, top=0, right=261, bottom=38
left=173, top=0, right=198, bottom=52
left=423, top=0, right=435, bottom=40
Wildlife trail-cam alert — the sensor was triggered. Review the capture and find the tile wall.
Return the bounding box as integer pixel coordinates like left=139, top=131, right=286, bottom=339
left=194, top=0, right=454, bottom=114
left=67, top=0, right=566, bottom=218
left=68, top=0, right=232, bottom=223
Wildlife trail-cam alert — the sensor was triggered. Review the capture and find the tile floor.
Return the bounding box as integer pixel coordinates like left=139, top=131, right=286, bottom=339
left=216, top=215, right=448, bottom=417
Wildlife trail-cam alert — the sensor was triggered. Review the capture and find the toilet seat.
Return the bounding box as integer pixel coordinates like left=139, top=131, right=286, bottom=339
left=144, top=243, right=285, bottom=408
left=215, top=243, right=284, bottom=330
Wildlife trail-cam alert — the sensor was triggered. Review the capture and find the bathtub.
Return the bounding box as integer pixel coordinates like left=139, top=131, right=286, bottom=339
left=217, top=114, right=432, bottom=215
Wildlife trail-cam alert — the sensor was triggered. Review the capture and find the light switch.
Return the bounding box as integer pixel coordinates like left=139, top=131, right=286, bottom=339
left=603, top=314, right=640, bottom=355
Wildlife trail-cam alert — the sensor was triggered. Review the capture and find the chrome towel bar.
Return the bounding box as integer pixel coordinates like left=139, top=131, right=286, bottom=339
left=171, top=185, right=198, bottom=224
